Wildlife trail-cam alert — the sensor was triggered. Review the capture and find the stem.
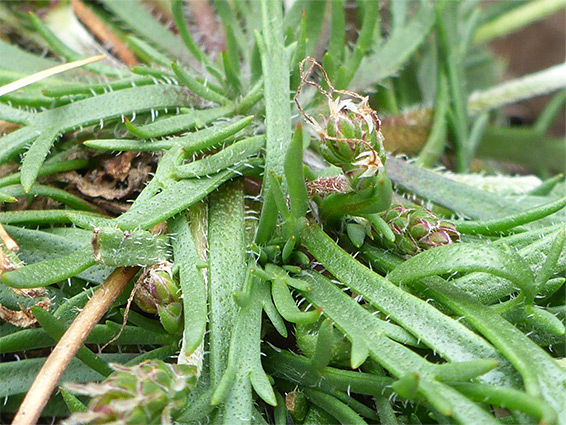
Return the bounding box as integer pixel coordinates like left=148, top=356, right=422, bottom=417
left=474, top=0, right=566, bottom=45
left=534, top=90, right=566, bottom=134
left=11, top=267, right=139, bottom=425
left=468, top=63, right=566, bottom=115
left=416, top=70, right=449, bottom=167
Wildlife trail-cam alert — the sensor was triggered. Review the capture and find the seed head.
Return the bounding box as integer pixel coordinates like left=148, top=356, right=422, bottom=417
left=380, top=205, right=460, bottom=256
left=63, top=360, right=197, bottom=425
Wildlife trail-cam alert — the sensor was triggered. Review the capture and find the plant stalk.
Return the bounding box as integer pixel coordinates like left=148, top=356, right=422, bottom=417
left=11, top=267, right=139, bottom=425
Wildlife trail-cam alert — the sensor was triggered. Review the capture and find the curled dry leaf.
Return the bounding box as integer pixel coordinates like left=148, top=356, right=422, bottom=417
left=0, top=299, right=50, bottom=328
left=59, top=152, right=155, bottom=213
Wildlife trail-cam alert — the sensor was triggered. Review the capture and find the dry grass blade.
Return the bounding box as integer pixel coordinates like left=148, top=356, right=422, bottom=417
left=0, top=55, right=105, bottom=97
left=11, top=266, right=139, bottom=425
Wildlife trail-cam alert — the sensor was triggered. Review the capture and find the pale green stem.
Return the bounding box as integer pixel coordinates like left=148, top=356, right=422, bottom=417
left=474, top=0, right=566, bottom=45
left=468, top=63, right=566, bottom=115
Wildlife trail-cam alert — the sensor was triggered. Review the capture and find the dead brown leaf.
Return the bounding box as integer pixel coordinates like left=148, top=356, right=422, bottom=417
left=0, top=299, right=50, bottom=328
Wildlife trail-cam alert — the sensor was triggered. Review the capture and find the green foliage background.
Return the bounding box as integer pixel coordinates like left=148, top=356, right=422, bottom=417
left=0, top=0, right=565, bottom=424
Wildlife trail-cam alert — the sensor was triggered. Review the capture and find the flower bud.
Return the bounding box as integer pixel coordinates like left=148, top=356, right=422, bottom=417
left=321, top=97, right=386, bottom=185
left=380, top=205, right=460, bottom=256
left=134, top=262, right=180, bottom=315
left=63, top=360, right=197, bottom=425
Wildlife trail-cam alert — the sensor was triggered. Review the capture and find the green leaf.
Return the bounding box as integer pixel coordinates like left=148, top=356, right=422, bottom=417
left=0, top=85, right=195, bottom=164
left=1, top=184, right=101, bottom=212
left=452, top=382, right=556, bottom=425
left=0, top=158, right=89, bottom=188
left=285, top=124, right=308, bottom=220
left=124, top=107, right=231, bottom=139
left=474, top=0, right=566, bottom=45
left=3, top=225, right=110, bottom=284
left=2, top=248, right=96, bottom=288
left=386, top=156, right=546, bottom=220
left=113, top=164, right=256, bottom=230
left=211, top=277, right=276, bottom=410
left=31, top=306, right=113, bottom=377
left=175, top=135, right=264, bottom=178
left=59, top=387, right=87, bottom=413
left=99, top=0, right=189, bottom=60
left=169, top=214, right=207, bottom=356
left=0, top=102, right=32, bottom=124
left=351, top=2, right=435, bottom=91
left=86, top=116, right=256, bottom=153
left=255, top=0, right=292, bottom=243
left=92, top=227, right=169, bottom=267
left=171, top=0, right=216, bottom=70
left=208, top=179, right=247, bottom=387
left=0, top=354, right=136, bottom=398
left=302, top=388, right=367, bottom=425
left=271, top=278, right=321, bottom=324
left=28, top=13, right=127, bottom=79
left=416, top=275, right=566, bottom=417
left=172, top=62, right=232, bottom=105
left=328, top=0, right=346, bottom=63
left=20, top=128, right=59, bottom=192
left=301, top=224, right=514, bottom=386
left=387, top=243, right=536, bottom=304
left=264, top=348, right=393, bottom=397
left=0, top=39, right=59, bottom=73
left=456, top=197, right=566, bottom=235
left=299, top=271, right=500, bottom=424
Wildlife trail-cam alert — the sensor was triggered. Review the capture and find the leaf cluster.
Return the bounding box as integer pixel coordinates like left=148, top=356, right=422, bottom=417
left=0, top=1, right=565, bottom=424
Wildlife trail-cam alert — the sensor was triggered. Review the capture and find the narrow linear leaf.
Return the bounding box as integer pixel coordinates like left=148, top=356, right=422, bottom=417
left=301, top=223, right=512, bottom=387
left=31, top=306, right=113, bottom=377
left=418, top=276, right=566, bottom=417
left=20, top=128, right=59, bottom=192
left=302, top=388, right=367, bottom=425
left=299, top=272, right=499, bottom=424
left=126, top=106, right=231, bottom=139
left=456, top=197, right=566, bottom=235
left=113, top=163, right=256, bottom=230
left=172, top=62, right=231, bottom=105
left=387, top=243, right=536, bottom=303
left=351, top=2, right=435, bottom=91
left=386, top=156, right=543, bottom=220
left=1, top=184, right=101, bottom=213
left=208, top=179, right=247, bottom=387
left=0, top=159, right=89, bottom=188
left=169, top=215, right=207, bottom=356
left=92, top=227, right=169, bottom=267
left=255, top=0, right=292, bottom=243
left=0, top=354, right=136, bottom=398
left=99, top=0, right=189, bottom=60
left=175, top=136, right=264, bottom=178
left=2, top=247, right=96, bottom=288
left=468, top=63, right=566, bottom=115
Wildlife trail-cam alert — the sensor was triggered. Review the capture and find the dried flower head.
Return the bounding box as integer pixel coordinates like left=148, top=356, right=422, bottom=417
left=294, top=57, right=386, bottom=187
